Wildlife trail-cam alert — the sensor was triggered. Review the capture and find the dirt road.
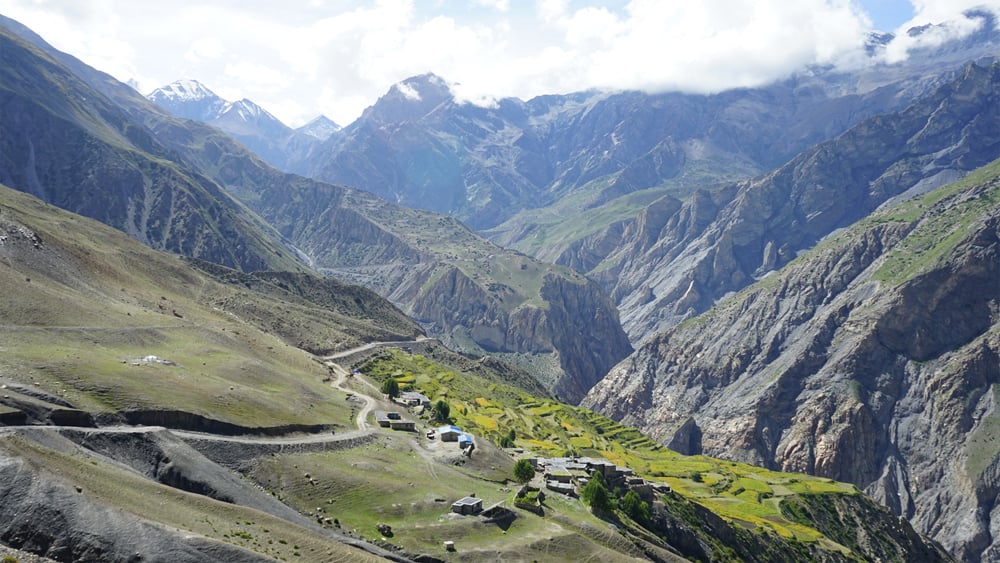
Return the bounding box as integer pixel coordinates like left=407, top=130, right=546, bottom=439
left=327, top=360, right=378, bottom=431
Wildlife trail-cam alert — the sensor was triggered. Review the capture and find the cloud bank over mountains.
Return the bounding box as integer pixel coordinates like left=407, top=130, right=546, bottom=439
left=1, top=0, right=997, bottom=126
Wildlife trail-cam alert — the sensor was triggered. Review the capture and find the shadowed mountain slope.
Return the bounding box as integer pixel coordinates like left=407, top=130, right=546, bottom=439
left=0, top=24, right=299, bottom=273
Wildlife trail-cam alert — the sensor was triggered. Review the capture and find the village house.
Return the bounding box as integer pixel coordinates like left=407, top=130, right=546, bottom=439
left=438, top=425, right=462, bottom=441
left=374, top=410, right=401, bottom=427
left=398, top=391, right=431, bottom=408
left=451, top=496, right=483, bottom=515
left=389, top=418, right=416, bottom=430
left=546, top=480, right=576, bottom=495
left=374, top=410, right=415, bottom=431
left=545, top=468, right=574, bottom=484
left=458, top=432, right=474, bottom=448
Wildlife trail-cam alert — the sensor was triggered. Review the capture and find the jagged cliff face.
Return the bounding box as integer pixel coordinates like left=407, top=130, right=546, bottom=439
left=583, top=163, right=1000, bottom=561
left=394, top=266, right=630, bottom=402
left=587, top=62, right=1000, bottom=342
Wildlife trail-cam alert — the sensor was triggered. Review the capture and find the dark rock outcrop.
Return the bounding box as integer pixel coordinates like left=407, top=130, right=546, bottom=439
left=0, top=439, right=276, bottom=562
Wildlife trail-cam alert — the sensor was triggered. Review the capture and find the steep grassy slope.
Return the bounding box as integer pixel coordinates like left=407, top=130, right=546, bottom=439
left=583, top=155, right=1000, bottom=561
left=0, top=183, right=420, bottom=428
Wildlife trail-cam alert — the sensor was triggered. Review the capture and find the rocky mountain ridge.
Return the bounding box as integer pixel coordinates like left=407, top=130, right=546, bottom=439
left=582, top=157, right=1000, bottom=561
left=587, top=60, right=1000, bottom=341
left=147, top=79, right=339, bottom=170
left=289, top=14, right=998, bottom=252
left=303, top=71, right=920, bottom=234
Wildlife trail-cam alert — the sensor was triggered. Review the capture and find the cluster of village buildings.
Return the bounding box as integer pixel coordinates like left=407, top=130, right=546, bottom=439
left=371, top=383, right=668, bottom=517
left=529, top=456, right=671, bottom=500
left=373, top=390, right=431, bottom=431
left=373, top=411, right=475, bottom=452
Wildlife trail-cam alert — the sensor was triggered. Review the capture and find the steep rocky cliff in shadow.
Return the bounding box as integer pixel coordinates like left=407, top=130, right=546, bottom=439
left=583, top=160, right=1000, bottom=561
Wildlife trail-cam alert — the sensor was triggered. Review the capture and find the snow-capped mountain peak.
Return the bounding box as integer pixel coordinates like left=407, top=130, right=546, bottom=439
left=297, top=115, right=341, bottom=141
left=145, top=78, right=319, bottom=170
left=148, top=79, right=219, bottom=103
left=146, top=79, right=227, bottom=122
left=220, top=99, right=268, bottom=122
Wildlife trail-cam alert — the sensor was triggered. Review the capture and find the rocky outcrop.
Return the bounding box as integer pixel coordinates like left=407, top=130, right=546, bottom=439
left=396, top=266, right=631, bottom=403
left=583, top=166, right=1000, bottom=560
left=540, top=274, right=634, bottom=403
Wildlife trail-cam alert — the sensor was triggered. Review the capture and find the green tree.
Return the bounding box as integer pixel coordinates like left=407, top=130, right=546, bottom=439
left=621, top=489, right=650, bottom=524
left=381, top=378, right=399, bottom=398
left=513, top=459, right=535, bottom=484
left=499, top=428, right=516, bottom=448
left=581, top=472, right=613, bottom=513
left=433, top=399, right=451, bottom=423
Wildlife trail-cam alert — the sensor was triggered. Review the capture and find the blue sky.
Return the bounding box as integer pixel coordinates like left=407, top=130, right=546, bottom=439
left=862, top=0, right=917, bottom=30
left=0, top=1, right=995, bottom=126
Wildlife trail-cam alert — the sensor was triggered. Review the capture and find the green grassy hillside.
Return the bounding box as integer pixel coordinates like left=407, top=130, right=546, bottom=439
left=0, top=183, right=419, bottom=429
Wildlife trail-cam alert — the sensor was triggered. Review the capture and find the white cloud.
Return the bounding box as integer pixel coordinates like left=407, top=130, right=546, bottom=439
left=0, top=0, right=996, bottom=128
left=883, top=1, right=1000, bottom=63
left=537, top=0, right=570, bottom=23
left=474, top=0, right=510, bottom=11
left=184, top=37, right=226, bottom=64
left=395, top=81, right=421, bottom=100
